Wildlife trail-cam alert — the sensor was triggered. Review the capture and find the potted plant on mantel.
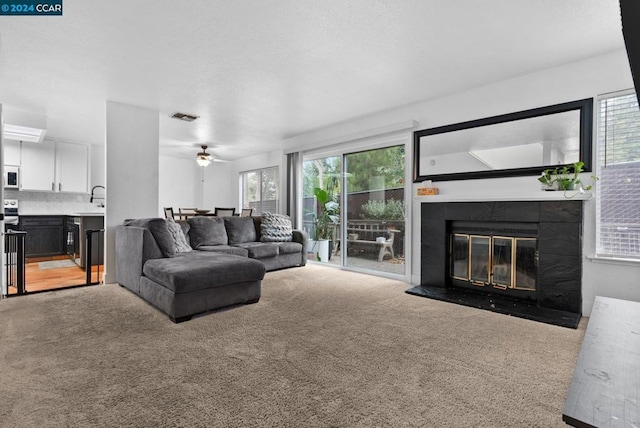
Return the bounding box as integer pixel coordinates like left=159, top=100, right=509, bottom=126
left=307, top=187, right=339, bottom=262
left=538, top=161, right=599, bottom=195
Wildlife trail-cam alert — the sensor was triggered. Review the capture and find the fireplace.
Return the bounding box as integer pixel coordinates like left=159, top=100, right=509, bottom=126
left=449, top=221, right=538, bottom=298
left=407, top=201, right=583, bottom=328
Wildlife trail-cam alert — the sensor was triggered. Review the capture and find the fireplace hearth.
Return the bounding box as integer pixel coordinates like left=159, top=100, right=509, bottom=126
left=407, top=201, right=583, bottom=328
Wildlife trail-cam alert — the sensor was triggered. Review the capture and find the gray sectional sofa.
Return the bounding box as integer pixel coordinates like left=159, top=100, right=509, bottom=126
left=115, top=215, right=307, bottom=322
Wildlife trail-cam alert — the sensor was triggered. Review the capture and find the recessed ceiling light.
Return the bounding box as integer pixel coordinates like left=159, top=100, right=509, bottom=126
left=170, top=112, right=199, bottom=122
left=3, top=124, right=47, bottom=143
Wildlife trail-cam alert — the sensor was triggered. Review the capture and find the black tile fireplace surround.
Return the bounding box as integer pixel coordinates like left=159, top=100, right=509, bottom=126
left=407, top=201, right=583, bottom=328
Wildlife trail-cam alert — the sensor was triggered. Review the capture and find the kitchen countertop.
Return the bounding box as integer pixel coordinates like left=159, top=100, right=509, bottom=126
left=19, top=212, right=105, bottom=217
left=71, top=212, right=105, bottom=217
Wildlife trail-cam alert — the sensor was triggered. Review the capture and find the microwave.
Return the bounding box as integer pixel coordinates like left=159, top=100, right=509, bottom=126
left=4, top=166, right=19, bottom=189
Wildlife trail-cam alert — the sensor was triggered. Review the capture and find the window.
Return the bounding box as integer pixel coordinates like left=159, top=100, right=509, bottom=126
left=596, top=91, right=640, bottom=258
left=241, top=167, right=279, bottom=214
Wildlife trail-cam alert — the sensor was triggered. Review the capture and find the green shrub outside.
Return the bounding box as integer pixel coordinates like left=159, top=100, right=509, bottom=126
left=361, top=199, right=404, bottom=220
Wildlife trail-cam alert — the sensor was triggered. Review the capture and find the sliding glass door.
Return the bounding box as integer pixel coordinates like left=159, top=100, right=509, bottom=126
left=301, top=144, right=406, bottom=278
left=343, top=145, right=405, bottom=276
left=302, top=156, right=341, bottom=263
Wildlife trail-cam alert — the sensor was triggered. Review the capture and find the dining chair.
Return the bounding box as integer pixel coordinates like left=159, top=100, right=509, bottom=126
left=240, top=208, right=253, bottom=217
left=178, top=208, right=198, bottom=220
left=214, top=207, right=236, bottom=217
left=163, top=207, right=175, bottom=219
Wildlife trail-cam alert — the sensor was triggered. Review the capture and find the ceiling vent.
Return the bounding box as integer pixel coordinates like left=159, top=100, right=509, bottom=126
left=170, top=112, right=199, bottom=122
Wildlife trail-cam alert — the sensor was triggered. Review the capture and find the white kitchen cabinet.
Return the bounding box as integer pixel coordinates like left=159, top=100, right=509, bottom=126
left=20, top=139, right=56, bottom=191
left=56, top=141, right=89, bottom=193
left=4, top=140, right=21, bottom=166
left=19, top=139, right=90, bottom=193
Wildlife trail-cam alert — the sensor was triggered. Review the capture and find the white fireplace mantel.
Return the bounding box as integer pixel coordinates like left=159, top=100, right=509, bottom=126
left=414, top=191, right=593, bottom=203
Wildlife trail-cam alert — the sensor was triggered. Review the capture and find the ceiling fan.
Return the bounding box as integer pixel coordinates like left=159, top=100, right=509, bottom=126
left=196, top=145, right=212, bottom=166
left=195, top=144, right=230, bottom=166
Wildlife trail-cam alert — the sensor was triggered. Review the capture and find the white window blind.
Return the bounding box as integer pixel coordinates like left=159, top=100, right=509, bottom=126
left=241, top=166, right=279, bottom=214
left=596, top=91, right=640, bottom=258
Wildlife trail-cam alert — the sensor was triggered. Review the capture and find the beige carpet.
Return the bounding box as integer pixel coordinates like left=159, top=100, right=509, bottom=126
left=0, top=264, right=585, bottom=427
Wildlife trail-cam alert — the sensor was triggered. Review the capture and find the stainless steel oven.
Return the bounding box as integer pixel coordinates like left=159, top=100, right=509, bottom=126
left=3, top=199, right=19, bottom=232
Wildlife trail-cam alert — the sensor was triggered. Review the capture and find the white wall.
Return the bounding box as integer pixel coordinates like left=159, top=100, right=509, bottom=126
left=201, top=161, right=235, bottom=210
left=91, top=144, right=106, bottom=189
left=105, top=101, right=159, bottom=283
left=282, top=48, right=638, bottom=316
left=159, top=156, right=203, bottom=215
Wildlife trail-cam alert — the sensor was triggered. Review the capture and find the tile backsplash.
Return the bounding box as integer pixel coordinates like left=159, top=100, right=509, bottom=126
left=5, top=189, right=104, bottom=215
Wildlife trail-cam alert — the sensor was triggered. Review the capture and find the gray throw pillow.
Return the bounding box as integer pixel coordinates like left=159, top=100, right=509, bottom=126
left=188, top=216, right=228, bottom=248
left=123, top=217, right=192, bottom=257
left=145, top=218, right=178, bottom=257
left=176, top=220, right=191, bottom=247
left=224, top=217, right=257, bottom=244
left=260, top=213, right=293, bottom=242
left=167, top=218, right=192, bottom=253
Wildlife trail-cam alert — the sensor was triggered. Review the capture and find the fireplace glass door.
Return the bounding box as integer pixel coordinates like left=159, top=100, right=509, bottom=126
left=492, top=237, right=513, bottom=289
left=514, top=239, right=537, bottom=290
left=450, top=233, right=537, bottom=291
left=451, top=234, right=469, bottom=280
left=470, top=235, right=490, bottom=284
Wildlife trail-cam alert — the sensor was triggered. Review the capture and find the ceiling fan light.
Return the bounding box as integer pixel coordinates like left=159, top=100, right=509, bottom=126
left=195, top=145, right=212, bottom=167
left=196, top=156, right=211, bottom=167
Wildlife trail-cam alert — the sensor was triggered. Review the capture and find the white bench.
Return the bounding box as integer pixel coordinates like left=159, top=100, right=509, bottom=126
left=346, top=225, right=397, bottom=262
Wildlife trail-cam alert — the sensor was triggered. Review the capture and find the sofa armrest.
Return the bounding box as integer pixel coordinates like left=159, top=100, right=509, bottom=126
left=115, top=225, right=164, bottom=292
left=292, top=229, right=308, bottom=266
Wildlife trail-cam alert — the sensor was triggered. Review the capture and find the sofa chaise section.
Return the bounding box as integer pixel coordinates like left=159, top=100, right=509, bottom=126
left=115, top=220, right=265, bottom=323
left=141, top=252, right=264, bottom=322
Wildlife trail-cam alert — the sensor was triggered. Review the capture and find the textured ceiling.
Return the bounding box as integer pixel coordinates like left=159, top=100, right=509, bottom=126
left=0, top=0, right=625, bottom=161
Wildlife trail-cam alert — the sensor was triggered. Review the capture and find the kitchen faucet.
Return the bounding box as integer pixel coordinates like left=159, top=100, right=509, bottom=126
left=90, top=185, right=106, bottom=206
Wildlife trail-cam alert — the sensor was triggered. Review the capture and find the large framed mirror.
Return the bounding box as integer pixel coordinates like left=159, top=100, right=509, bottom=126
left=413, top=98, right=593, bottom=182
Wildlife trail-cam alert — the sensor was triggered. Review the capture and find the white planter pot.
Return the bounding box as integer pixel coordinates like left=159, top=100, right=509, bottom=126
left=315, top=239, right=330, bottom=262
left=309, top=239, right=330, bottom=262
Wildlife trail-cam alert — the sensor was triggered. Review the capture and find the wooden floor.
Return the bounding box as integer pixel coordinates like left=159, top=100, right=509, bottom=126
left=7, top=255, right=103, bottom=295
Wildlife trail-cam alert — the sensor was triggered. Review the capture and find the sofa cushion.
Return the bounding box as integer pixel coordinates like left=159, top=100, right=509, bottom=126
left=260, top=213, right=293, bottom=242
left=224, top=217, right=257, bottom=244
left=176, top=220, right=191, bottom=245
left=143, top=253, right=265, bottom=294
left=167, top=218, right=192, bottom=253
left=233, top=242, right=279, bottom=259
left=188, top=217, right=228, bottom=248
left=274, top=241, right=303, bottom=255
left=253, top=216, right=263, bottom=241
left=123, top=217, right=180, bottom=257
left=197, top=245, right=249, bottom=257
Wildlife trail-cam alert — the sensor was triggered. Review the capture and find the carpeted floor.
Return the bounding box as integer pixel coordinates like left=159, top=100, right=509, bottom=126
left=0, top=264, right=585, bottom=427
